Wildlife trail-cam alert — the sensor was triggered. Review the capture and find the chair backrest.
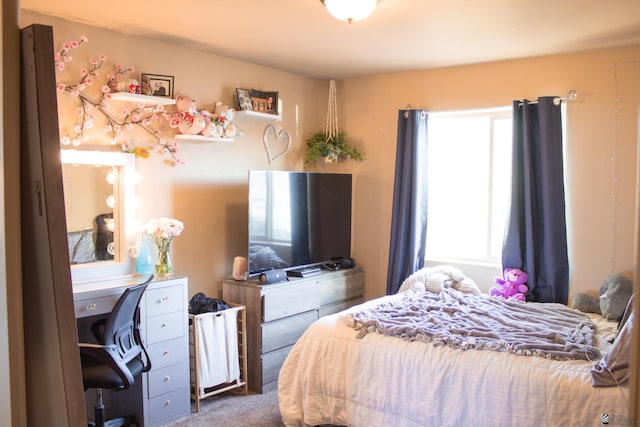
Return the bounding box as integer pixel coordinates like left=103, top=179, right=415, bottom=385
left=102, top=275, right=153, bottom=365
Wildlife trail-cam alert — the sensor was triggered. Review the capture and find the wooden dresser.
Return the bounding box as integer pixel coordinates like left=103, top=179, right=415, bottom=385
left=222, top=268, right=364, bottom=393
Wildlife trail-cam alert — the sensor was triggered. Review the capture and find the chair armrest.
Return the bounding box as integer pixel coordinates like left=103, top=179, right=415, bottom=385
left=79, top=342, right=135, bottom=387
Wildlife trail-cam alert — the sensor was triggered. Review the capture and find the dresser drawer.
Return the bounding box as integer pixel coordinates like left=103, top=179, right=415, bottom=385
left=262, top=281, right=320, bottom=322
left=148, top=338, right=186, bottom=370
left=145, top=284, right=185, bottom=317
left=320, top=271, right=364, bottom=306
left=146, top=310, right=185, bottom=344
left=148, top=387, right=189, bottom=425
left=262, top=345, right=294, bottom=384
left=147, top=362, right=187, bottom=398
left=262, top=310, right=318, bottom=353
left=74, top=294, right=120, bottom=318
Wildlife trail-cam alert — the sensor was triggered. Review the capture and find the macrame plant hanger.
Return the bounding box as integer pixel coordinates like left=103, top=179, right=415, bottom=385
left=325, top=79, right=339, bottom=141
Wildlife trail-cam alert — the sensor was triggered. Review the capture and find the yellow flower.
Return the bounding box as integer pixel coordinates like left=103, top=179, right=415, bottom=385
left=133, top=147, right=150, bottom=159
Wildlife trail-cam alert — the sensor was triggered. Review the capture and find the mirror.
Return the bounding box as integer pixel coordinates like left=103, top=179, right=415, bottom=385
left=61, top=149, right=138, bottom=283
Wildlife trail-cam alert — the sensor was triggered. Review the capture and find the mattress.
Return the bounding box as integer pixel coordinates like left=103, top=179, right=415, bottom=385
left=278, top=293, right=629, bottom=427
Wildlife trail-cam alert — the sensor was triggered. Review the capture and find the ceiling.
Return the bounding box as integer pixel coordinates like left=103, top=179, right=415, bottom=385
left=20, top=0, right=640, bottom=80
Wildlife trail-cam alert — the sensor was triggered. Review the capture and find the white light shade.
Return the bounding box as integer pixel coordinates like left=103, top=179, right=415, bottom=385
left=324, top=0, right=378, bottom=23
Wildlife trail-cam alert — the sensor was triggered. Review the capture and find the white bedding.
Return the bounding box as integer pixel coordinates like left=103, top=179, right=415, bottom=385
left=278, top=293, right=629, bottom=427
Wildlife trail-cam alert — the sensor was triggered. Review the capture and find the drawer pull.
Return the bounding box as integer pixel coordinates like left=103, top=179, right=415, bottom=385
left=163, top=349, right=169, bottom=356
left=163, top=376, right=170, bottom=382
left=159, top=296, right=169, bottom=304
left=161, top=322, right=168, bottom=328
left=85, top=303, right=97, bottom=311
left=164, top=400, right=171, bottom=407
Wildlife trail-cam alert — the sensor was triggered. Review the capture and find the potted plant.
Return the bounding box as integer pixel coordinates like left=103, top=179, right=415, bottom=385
left=305, top=131, right=364, bottom=164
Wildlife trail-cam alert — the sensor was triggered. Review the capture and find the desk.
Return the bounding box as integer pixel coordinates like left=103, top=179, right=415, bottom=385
left=73, top=275, right=190, bottom=427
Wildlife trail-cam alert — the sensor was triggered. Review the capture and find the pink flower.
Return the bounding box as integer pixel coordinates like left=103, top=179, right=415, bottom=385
left=57, top=62, right=65, bottom=71
left=70, top=89, right=80, bottom=97
left=80, top=68, right=88, bottom=76
left=57, top=84, right=66, bottom=91
left=80, top=36, right=88, bottom=43
left=99, top=54, right=107, bottom=61
left=70, top=41, right=79, bottom=48
left=101, top=85, right=110, bottom=93
left=63, top=43, right=71, bottom=50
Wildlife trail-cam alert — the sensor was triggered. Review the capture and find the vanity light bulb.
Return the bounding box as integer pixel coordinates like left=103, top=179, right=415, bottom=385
left=106, top=171, right=115, bottom=184
left=106, top=195, right=115, bottom=208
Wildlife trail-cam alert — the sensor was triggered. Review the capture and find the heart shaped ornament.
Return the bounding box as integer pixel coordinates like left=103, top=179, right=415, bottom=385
left=263, top=124, right=291, bottom=164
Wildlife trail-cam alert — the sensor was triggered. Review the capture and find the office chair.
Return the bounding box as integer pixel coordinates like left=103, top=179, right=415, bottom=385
left=79, top=275, right=154, bottom=427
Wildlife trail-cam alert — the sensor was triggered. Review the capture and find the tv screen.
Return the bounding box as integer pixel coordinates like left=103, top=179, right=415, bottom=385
left=248, top=170, right=352, bottom=276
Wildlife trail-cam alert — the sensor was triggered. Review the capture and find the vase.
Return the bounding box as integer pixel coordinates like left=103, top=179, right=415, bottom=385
left=136, top=233, right=154, bottom=275
left=155, top=238, right=173, bottom=276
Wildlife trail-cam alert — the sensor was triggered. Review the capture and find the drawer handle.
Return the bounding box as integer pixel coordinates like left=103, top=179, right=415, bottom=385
left=85, top=303, right=96, bottom=311
left=163, top=349, right=169, bottom=356
left=163, top=375, right=170, bottom=382
left=161, top=322, right=168, bottom=328
left=159, top=296, right=169, bottom=304
left=164, top=400, right=171, bottom=407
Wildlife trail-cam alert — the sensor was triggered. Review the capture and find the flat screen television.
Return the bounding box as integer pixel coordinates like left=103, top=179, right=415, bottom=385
left=248, top=170, right=352, bottom=276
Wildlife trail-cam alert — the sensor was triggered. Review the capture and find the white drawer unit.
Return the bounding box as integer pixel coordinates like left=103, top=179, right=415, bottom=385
left=107, top=276, right=190, bottom=426
left=223, top=268, right=364, bottom=393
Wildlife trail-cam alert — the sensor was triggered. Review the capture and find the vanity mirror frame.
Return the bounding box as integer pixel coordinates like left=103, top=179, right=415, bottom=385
left=61, top=149, right=137, bottom=284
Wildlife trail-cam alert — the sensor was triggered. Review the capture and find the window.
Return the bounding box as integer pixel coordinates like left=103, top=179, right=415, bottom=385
left=425, top=107, right=512, bottom=265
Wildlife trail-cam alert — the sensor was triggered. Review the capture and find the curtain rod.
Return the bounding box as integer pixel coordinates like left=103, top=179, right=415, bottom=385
left=518, top=90, right=578, bottom=106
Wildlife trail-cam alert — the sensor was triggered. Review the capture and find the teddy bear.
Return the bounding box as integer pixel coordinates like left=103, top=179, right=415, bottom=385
left=490, top=268, right=528, bottom=302
left=571, top=273, right=633, bottom=321
left=212, top=101, right=241, bottom=138
left=172, top=94, right=207, bottom=135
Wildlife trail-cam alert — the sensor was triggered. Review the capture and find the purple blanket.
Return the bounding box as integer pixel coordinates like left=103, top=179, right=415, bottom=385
left=348, top=289, right=600, bottom=361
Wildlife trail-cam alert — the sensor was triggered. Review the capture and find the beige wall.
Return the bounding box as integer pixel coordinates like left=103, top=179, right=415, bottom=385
left=20, top=11, right=328, bottom=299
left=343, top=47, right=640, bottom=300
left=17, top=12, right=640, bottom=305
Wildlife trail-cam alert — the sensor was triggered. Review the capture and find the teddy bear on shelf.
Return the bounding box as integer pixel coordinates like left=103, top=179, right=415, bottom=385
left=212, top=101, right=241, bottom=138
left=490, top=267, right=528, bottom=302
left=172, top=94, right=208, bottom=135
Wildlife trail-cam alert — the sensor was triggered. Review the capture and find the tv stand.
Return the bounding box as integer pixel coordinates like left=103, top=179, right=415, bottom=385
left=222, top=268, right=364, bottom=393
left=287, top=267, right=322, bottom=278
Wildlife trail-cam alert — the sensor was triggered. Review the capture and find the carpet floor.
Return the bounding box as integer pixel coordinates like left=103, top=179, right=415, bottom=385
left=164, top=389, right=284, bottom=427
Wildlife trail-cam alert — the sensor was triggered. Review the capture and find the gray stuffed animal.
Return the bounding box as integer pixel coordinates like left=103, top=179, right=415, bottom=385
left=571, top=273, right=634, bottom=321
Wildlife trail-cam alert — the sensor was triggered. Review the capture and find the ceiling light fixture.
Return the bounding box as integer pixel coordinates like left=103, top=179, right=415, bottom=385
left=321, top=0, right=379, bottom=24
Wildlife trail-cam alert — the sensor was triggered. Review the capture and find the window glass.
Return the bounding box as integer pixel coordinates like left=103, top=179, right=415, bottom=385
left=426, top=108, right=512, bottom=264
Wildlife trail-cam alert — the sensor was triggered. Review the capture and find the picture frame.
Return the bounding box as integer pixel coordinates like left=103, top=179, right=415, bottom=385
left=262, top=91, right=279, bottom=115
left=251, top=97, right=268, bottom=113
left=141, top=73, right=174, bottom=98
left=236, top=88, right=253, bottom=111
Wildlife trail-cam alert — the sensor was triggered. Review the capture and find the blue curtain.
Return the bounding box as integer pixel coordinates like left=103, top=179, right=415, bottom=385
left=503, top=97, right=569, bottom=303
left=386, top=110, right=429, bottom=294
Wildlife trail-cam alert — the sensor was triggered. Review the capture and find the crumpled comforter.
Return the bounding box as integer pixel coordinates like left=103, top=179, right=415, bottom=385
left=348, top=288, right=600, bottom=361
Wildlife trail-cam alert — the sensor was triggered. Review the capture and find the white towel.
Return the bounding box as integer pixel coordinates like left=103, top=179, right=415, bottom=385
left=193, top=307, right=241, bottom=395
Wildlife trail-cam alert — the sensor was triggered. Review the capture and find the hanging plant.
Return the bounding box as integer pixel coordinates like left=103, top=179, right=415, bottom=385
left=305, top=131, right=363, bottom=163
left=305, top=79, right=364, bottom=164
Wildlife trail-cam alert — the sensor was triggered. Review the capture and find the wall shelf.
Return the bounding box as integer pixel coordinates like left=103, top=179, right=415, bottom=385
left=109, top=92, right=176, bottom=105
left=174, top=134, right=234, bottom=143
left=235, top=110, right=282, bottom=121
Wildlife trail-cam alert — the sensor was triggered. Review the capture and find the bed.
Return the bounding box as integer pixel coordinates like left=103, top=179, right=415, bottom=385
left=278, top=272, right=632, bottom=427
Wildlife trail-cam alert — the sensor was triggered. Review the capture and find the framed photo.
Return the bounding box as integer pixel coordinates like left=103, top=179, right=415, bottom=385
left=251, top=97, right=268, bottom=113
left=141, top=73, right=174, bottom=98
left=236, top=88, right=253, bottom=111
left=262, top=91, right=279, bottom=115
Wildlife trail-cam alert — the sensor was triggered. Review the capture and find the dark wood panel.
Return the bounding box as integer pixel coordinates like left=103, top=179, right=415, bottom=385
left=20, top=24, right=86, bottom=426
